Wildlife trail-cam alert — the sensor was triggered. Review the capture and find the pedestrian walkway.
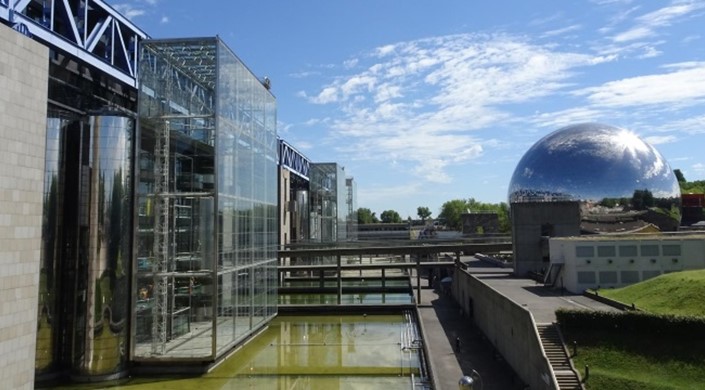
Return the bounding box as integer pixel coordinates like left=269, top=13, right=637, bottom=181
left=414, top=256, right=618, bottom=390
left=416, top=283, right=524, bottom=390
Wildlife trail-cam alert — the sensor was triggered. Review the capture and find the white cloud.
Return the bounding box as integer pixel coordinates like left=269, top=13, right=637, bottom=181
left=575, top=65, right=705, bottom=107
left=531, top=107, right=607, bottom=129
left=644, top=135, right=677, bottom=145
left=637, top=46, right=662, bottom=58
left=113, top=4, right=145, bottom=19
left=612, top=1, right=705, bottom=42
left=541, top=24, right=582, bottom=38
left=160, top=16, right=169, bottom=24
left=304, top=33, right=614, bottom=182
left=655, top=115, right=705, bottom=134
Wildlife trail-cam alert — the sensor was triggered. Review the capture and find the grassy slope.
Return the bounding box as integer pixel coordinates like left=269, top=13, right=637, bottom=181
left=598, top=269, right=705, bottom=317
left=567, top=269, right=705, bottom=389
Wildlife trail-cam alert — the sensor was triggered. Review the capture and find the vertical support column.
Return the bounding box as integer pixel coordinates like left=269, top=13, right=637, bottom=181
left=337, top=255, right=342, bottom=305
left=382, top=268, right=386, bottom=289
left=152, top=120, right=170, bottom=356
left=416, top=255, right=421, bottom=304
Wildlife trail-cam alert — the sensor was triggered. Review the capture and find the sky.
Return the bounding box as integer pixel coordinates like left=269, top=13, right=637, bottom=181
left=109, top=0, right=705, bottom=219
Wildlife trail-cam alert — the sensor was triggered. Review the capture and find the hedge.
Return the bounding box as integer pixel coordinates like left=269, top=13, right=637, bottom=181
left=556, top=309, right=705, bottom=341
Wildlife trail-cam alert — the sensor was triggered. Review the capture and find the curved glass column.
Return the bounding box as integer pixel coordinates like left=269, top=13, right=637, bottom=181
left=70, top=113, right=133, bottom=378
left=36, top=111, right=73, bottom=376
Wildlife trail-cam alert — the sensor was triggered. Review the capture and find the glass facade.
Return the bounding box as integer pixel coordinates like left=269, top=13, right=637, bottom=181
left=134, top=38, right=277, bottom=361
left=309, top=163, right=354, bottom=242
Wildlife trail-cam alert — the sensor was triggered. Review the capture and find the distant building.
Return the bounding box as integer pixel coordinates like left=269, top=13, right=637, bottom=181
left=681, top=193, right=705, bottom=226
left=549, top=233, right=705, bottom=293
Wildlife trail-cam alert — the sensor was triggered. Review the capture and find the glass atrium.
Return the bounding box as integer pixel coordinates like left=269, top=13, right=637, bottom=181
left=134, top=37, right=278, bottom=361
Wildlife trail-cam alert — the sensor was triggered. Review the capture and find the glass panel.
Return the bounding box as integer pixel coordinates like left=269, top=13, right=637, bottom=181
left=215, top=39, right=278, bottom=356
left=134, top=39, right=217, bottom=360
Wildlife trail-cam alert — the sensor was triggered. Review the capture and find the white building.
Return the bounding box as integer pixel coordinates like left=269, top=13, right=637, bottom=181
left=548, top=233, right=705, bottom=293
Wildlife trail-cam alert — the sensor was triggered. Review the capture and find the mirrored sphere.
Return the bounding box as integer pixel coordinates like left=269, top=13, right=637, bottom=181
left=508, top=123, right=681, bottom=232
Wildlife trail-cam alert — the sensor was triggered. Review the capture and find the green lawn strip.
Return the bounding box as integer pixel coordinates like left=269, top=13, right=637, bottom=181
left=598, top=269, right=705, bottom=317
left=564, top=328, right=705, bottom=389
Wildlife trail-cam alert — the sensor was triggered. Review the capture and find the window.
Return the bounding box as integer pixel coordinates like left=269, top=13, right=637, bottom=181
left=619, top=245, right=637, bottom=257
left=576, top=246, right=594, bottom=257
left=641, top=244, right=659, bottom=257
left=621, top=271, right=640, bottom=283
left=599, top=271, right=618, bottom=284
left=662, top=245, right=681, bottom=256
left=597, top=246, right=616, bottom=257
left=578, top=271, right=596, bottom=284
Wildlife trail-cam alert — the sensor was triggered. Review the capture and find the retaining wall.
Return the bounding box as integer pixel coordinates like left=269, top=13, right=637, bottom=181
left=453, top=268, right=559, bottom=390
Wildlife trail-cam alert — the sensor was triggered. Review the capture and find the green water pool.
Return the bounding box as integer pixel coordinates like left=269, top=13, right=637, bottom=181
left=46, top=313, right=426, bottom=389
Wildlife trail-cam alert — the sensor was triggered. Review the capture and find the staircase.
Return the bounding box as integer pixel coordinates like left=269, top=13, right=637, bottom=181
left=537, top=323, right=583, bottom=390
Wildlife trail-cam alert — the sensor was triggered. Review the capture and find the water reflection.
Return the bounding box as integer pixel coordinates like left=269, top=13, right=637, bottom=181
left=43, top=314, right=422, bottom=389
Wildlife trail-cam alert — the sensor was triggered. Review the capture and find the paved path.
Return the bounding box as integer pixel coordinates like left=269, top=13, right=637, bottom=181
left=415, top=256, right=618, bottom=389
left=416, top=282, right=524, bottom=390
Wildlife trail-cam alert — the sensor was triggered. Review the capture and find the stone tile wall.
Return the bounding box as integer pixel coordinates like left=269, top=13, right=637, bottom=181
left=0, top=23, right=49, bottom=390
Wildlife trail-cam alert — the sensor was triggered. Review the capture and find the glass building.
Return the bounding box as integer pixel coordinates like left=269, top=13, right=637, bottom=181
left=309, top=163, right=353, bottom=243
left=134, top=38, right=278, bottom=361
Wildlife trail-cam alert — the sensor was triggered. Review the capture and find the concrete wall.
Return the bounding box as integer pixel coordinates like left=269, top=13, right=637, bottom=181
left=0, top=23, right=49, bottom=390
left=511, top=201, right=581, bottom=276
left=453, top=268, right=559, bottom=390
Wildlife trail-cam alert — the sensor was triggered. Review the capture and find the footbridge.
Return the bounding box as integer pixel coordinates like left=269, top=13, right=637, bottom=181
left=278, top=241, right=512, bottom=304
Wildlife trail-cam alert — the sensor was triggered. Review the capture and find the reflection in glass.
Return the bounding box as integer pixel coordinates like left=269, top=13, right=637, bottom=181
left=36, top=112, right=71, bottom=375
left=508, top=123, right=681, bottom=232
left=135, top=38, right=277, bottom=362
left=71, top=114, right=133, bottom=377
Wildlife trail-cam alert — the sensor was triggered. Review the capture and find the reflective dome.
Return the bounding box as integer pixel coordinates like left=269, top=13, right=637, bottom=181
left=508, top=123, right=681, bottom=232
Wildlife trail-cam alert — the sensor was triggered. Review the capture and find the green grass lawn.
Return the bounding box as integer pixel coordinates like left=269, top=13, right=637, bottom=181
left=564, top=329, right=705, bottom=390
left=597, top=269, right=705, bottom=317
left=565, top=269, right=705, bottom=389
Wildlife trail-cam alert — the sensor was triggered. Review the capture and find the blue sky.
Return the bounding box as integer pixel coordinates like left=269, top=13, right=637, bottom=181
left=110, top=0, right=705, bottom=219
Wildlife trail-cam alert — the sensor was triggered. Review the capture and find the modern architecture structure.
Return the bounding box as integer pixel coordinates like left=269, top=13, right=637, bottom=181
left=309, top=163, right=355, bottom=243
left=508, top=123, right=683, bottom=277
left=506, top=123, right=705, bottom=293
left=132, top=37, right=279, bottom=364
left=0, top=2, right=360, bottom=386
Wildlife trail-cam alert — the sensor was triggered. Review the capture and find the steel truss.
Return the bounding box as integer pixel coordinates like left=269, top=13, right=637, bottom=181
left=0, top=0, right=148, bottom=87
left=279, top=139, right=310, bottom=180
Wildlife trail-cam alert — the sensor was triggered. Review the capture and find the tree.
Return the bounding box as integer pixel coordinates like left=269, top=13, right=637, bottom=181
left=357, top=207, right=379, bottom=224
left=674, top=169, right=686, bottom=183
left=417, top=206, right=432, bottom=222
left=439, top=198, right=512, bottom=233
left=438, top=199, right=468, bottom=230
left=380, top=209, right=402, bottom=223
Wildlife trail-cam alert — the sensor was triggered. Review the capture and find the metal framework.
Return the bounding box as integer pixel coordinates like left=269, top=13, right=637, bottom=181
left=0, top=0, right=148, bottom=87
left=279, top=138, right=310, bottom=180
left=151, top=119, right=170, bottom=355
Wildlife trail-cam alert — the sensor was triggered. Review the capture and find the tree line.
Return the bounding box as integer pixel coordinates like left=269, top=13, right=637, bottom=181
left=675, top=169, right=705, bottom=194
left=357, top=199, right=510, bottom=232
